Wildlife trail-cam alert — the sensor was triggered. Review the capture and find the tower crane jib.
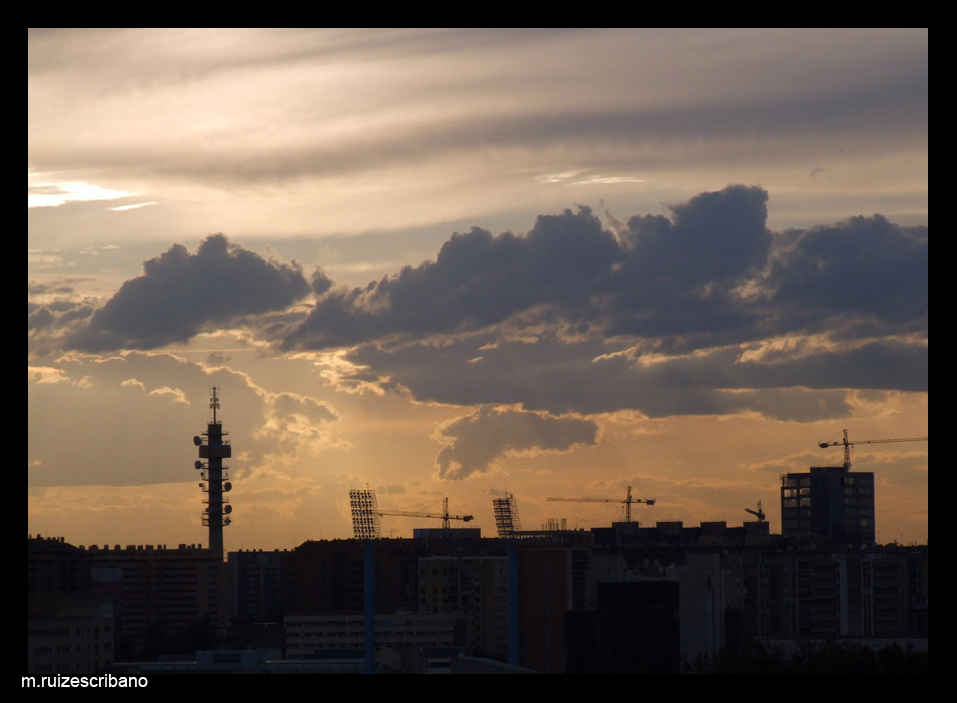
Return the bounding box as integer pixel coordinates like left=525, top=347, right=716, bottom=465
left=818, top=429, right=928, bottom=469
left=547, top=485, right=655, bottom=523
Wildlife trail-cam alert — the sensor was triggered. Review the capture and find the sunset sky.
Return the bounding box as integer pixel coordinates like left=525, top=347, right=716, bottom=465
left=28, top=29, right=928, bottom=550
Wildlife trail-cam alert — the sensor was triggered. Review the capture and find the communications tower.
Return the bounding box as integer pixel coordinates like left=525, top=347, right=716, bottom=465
left=193, top=387, right=232, bottom=558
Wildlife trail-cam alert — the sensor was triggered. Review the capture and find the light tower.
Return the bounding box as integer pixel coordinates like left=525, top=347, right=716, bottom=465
left=194, top=387, right=232, bottom=558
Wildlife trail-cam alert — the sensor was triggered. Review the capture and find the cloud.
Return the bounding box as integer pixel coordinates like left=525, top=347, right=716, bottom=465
left=120, top=378, right=146, bottom=391
left=28, top=366, right=72, bottom=384
left=28, top=283, right=96, bottom=333
left=282, top=185, right=926, bottom=355
left=377, top=484, right=407, bottom=495
left=271, top=391, right=339, bottom=424
left=347, top=333, right=877, bottom=420
left=36, top=185, right=926, bottom=425
left=29, top=279, right=83, bottom=296
left=67, top=234, right=314, bottom=351
left=274, top=184, right=925, bottom=421
left=280, top=185, right=777, bottom=352
left=283, top=204, right=622, bottom=350
left=28, top=170, right=140, bottom=208
left=110, top=201, right=158, bottom=211
left=619, top=184, right=771, bottom=286
left=28, top=31, right=927, bottom=190
left=254, top=391, right=341, bottom=455
left=149, top=386, right=189, bottom=404
left=28, top=306, right=55, bottom=331
left=433, top=406, right=599, bottom=480
left=769, top=214, right=927, bottom=329
left=205, top=351, right=231, bottom=365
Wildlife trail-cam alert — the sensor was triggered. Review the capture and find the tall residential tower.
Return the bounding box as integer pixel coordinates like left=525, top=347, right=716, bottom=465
left=781, top=466, right=875, bottom=544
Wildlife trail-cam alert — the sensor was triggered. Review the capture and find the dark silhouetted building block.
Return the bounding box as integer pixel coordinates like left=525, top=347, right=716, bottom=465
left=565, top=580, right=679, bottom=674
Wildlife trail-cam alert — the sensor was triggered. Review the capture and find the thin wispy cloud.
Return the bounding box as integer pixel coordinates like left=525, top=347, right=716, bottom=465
left=29, top=172, right=140, bottom=208
left=110, top=201, right=158, bottom=211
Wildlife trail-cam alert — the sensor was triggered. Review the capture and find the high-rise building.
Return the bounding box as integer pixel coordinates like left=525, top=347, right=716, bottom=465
left=28, top=592, right=115, bottom=677
left=565, top=579, right=680, bottom=674
left=86, top=543, right=229, bottom=658
left=781, top=466, right=875, bottom=544
left=417, top=555, right=508, bottom=658
left=230, top=549, right=287, bottom=624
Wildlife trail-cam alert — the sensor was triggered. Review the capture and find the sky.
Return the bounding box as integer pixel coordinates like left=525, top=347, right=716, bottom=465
left=28, top=28, right=928, bottom=549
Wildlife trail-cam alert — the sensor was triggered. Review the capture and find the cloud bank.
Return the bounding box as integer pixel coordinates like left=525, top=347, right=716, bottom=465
left=284, top=185, right=925, bottom=352
left=35, top=185, right=927, bottom=425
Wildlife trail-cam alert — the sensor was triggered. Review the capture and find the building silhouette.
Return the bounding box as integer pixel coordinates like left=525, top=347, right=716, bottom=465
left=26, top=396, right=926, bottom=673
left=781, top=466, right=875, bottom=544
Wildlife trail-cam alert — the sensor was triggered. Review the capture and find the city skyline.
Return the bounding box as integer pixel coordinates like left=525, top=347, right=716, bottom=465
left=28, top=29, right=927, bottom=549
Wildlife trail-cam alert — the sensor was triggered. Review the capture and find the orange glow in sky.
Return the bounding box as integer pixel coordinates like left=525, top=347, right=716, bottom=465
left=29, top=29, right=927, bottom=549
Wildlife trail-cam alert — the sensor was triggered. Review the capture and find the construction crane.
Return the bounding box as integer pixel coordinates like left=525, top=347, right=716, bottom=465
left=744, top=500, right=766, bottom=521
left=547, top=485, right=655, bottom=523
left=818, top=429, right=928, bottom=469
left=378, top=498, right=474, bottom=530
left=350, top=489, right=473, bottom=539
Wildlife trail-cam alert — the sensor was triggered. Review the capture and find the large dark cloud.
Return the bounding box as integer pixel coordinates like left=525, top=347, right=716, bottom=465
left=619, top=185, right=771, bottom=285
left=283, top=205, right=622, bottom=349
left=28, top=306, right=55, bottom=331
left=289, top=181, right=925, bottom=420
left=347, top=332, right=923, bottom=418
left=38, top=185, right=926, bottom=422
left=67, top=234, right=314, bottom=351
left=284, top=184, right=925, bottom=354
left=599, top=186, right=773, bottom=345
left=285, top=186, right=773, bottom=350
left=284, top=185, right=927, bottom=351
left=770, top=215, right=927, bottom=327
left=48, top=186, right=926, bottom=362
left=29, top=300, right=94, bottom=331
left=433, top=405, right=599, bottom=480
